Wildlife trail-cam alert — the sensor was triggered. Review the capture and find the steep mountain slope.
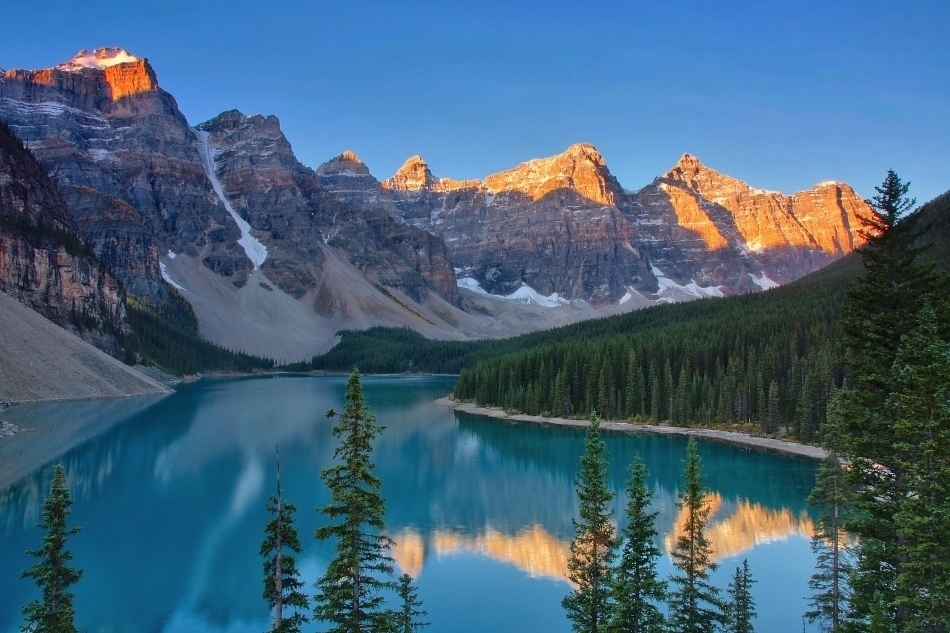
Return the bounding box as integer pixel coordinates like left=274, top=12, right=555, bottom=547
left=317, top=146, right=870, bottom=304
left=0, top=291, right=169, bottom=402
left=0, top=48, right=875, bottom=360
left=0, top=120, right=128, bottom=353
left=0, top=50, right=469, bottom=359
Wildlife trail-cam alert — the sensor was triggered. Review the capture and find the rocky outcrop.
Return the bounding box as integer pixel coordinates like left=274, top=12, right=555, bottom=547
left=0, top=48, right=246, bottom=298
left=195, top=111, right=458, bottom=305
left=319, top=146, right=870, bottom=304
left=320, top=143, right=651, bottom=304
left=0, top=121, right=127, bottom=351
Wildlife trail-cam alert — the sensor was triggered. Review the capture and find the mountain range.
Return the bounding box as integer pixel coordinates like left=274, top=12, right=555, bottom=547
left=0, top=48, right=871, bottom=362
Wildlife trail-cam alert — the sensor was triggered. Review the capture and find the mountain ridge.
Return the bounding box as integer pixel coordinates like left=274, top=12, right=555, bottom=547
left=0, top=48, right=874, bottom=361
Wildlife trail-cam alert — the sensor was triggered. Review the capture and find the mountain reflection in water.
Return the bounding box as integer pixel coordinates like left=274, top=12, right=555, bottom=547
left=0, top=376, right=818, bottom=633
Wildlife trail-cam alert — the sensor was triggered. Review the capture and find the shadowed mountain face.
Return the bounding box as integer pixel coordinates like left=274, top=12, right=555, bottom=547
left=194, top=110, right=458, bottom=305
left=0, top=121, right=127, bottom=352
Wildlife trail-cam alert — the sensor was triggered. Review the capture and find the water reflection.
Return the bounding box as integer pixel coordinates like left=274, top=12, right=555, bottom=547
left=0, top=376, right=818, bottom=633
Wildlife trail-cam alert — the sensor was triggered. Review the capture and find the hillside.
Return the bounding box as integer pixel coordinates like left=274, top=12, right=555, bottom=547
left=314, top=190, right=949, bottom=443
left=0, top=291, right=170, bottom=402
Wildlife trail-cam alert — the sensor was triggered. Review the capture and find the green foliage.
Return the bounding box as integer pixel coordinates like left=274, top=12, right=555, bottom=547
left=125, top=292, right=274, bottom=375
left=563, top=411, right=618, bottom=633
left=836, top=172, right=950, bottom=630
left=314, top=369, right=397, bottom=632
left=20, top=464, right=82, bottom=633
left=888, top=304, right=950, bottom=631
left=453, top=270, right=850, bottom=432
left=610, top=456, right=666, bottom=633
left=805, top=413, right=853, bottom=633
left=666, top=438, right=725, bottom=633
left=0, top=214, right=95, bottom=259
left=394, top=573, right=428, bottom=633
left=725, top=559, right=757, bottom=633
left=261, top=447, right=309, bottom=633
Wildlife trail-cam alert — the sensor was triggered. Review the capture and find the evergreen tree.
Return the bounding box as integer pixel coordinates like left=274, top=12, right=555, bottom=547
left=838, top=171, right=943, bottom=629
left=20, top=464, right=82, bottom=633
left=261, top=444, right=309, bottom=633
left=563, top=411, right=618, bottom=633
left=393, top=573, right=429, bottom=633
left=725, top=559, right=756, bottom=633
left=805, top=411, right=853, bottom=633
left=888, top=303, right=950, bottom=631
left=610, top=456, right=665, bottom=633
left=314, top=369, right=397, bottom=633
left=666, top=438, right=725, bottom=633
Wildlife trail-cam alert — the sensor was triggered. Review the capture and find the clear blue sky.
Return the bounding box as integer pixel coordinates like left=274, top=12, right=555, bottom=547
left=2, top=1, right=947, bottom=203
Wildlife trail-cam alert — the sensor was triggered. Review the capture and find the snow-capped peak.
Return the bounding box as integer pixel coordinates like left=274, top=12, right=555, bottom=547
left=56, top=48, right=139, bottom=71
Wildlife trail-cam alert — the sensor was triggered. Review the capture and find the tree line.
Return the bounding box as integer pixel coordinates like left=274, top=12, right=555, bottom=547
left=563, top=412, right=756, bottom=633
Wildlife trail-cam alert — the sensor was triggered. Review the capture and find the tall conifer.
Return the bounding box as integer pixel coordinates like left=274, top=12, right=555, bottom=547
left=314, top=369, right=397, bottom=632
left=666, top=438, right=725, bottom=633
left=838, top=171, right=943, bottom=628
left=563, top=411, right=618, bottom=633
left=610, top=456, right=665, bottom=633
left=261, top=443, right=309, bottom=633
left=20, top=464, right=82, bottom=633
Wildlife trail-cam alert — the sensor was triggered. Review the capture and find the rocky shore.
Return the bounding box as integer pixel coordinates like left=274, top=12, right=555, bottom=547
left=437, top=397, right=826, bottom=459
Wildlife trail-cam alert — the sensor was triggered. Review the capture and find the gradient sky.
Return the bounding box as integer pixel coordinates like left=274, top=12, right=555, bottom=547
left=1, top=1, right=947, bottom=203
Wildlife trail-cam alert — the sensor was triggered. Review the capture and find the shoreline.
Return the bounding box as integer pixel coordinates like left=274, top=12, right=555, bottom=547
left=437, top=398, right=827, bottom=460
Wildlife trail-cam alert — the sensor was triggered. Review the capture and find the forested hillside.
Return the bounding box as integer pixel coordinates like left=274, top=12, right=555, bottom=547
left=452, top=191, right=949, bottom=438
left=313, top=190, right=948, bottom=442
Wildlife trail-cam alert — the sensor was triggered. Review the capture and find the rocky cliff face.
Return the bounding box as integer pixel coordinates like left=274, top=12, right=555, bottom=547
left=195, top=111, right=458, bottom=305
left=318, top=146, right=869, bottom=304
left=319, top=144, right=652, bottom=303
left=0, top=121, right=127, bottom=351
left=0, top=48, right=246, bottom=298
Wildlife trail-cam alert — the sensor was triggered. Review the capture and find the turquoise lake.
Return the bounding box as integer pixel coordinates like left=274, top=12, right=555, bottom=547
left=0, top=375, right=820, bottom=632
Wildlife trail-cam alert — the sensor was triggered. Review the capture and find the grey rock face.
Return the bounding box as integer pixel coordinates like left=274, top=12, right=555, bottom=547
left=196, top=111, right=458, bottom=305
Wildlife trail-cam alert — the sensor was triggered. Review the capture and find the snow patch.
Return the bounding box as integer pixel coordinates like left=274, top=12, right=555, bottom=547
left=167, top=250, right=177, bottom=259
left=750, top=272, right=780, bottom=290
left=57, top=48, right=139, bottom=71
left=457, top=278, right=569, bottom=308
left=650, top=265, right=723, bottom=303
left=194, top=129, right=268, bottom=269
left=619, top=291, right=633, bottom=306
left=87, top=148, right=111, bottom=162
left=160, top=262, right=185, bottom=292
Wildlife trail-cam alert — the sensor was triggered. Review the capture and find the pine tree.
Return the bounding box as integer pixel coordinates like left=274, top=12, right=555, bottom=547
left=805, top=411, right=853, bottom=633
left=261, top=443, right=309, bottom=633
left=666, top=438, right=725, bottom=633
left=888, top=303, right=950, bottom=631
left=393, top=573, right=429, bottom=633
left=20, top=464, right=82, bottom=633
left=725, top=559, right=756, bottom=633
left=610, top=456, right=665, bottom=633
left=563, top=411, right=618, bottom=633
left=838, top=171, right=943, bottom=629
left=314, top=369, right=397, bottom=633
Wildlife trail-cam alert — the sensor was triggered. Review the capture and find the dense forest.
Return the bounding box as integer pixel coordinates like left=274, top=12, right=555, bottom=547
left=452, top=191, right=949, bottom=439
left=125, top=290, right=275, bottom=375
left=311, top=190, right=949, bottom=444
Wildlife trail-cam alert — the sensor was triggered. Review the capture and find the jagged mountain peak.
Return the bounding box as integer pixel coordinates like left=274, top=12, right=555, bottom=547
left=561, top=141, right=606, bottom=163
left=317, top=150, right=372, bottom=177
left=384, top=154, right=437, bottom=190
left=483, top=142, right=619, bottom=205
left=56, top=48, right=141, bottom=71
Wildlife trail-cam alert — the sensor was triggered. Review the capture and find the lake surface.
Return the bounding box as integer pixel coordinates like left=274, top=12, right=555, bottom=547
left=0, top=375, right=819, bottom=632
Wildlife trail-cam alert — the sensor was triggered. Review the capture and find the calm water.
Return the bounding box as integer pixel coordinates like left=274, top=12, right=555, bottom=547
left=0, top=375, right=819, bottom=632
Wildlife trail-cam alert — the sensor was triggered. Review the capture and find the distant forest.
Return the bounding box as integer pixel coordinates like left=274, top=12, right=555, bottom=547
left=313, top=191, right=950, bottom=442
